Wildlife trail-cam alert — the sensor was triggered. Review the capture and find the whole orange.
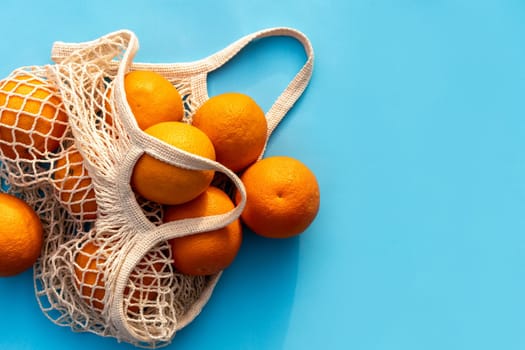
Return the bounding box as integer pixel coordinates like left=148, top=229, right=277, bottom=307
left=74, top=241, right=165, bottom=312
left=191, top=92, right=267, bottom=172
left=131, top=121, right=216, bottom=205
left=124, top=70, right=183, bottom=130
left=53, top=148, right=98, bottom=220
left=0, top=71, right=68, bottom=159
left=0, top=193, right=43, bottom=276
left=235, top=156, right=320, bottom=238
left=164, top=186, right=242, bottom=276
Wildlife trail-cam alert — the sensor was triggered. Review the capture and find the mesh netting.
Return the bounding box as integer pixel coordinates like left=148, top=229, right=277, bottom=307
left=0, top=28, right=313, bottom=347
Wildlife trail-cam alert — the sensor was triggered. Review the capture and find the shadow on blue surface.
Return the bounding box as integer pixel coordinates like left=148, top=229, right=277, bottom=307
left=173, top=228, right=300, bottom=349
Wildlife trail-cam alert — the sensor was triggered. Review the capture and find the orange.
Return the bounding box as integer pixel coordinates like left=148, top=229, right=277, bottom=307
left=124, top=70, right=184, bottom=130
left=74, top=241, right=105, bottom=310
left=0, top=193, right=43, bottom=276
left=235, top=156, right=320, bottom=238
left=102, top=85, right=115, bottom=127
left=164, top=186, right=242, bottom=276
left=74, top=241, right=165, bottom=312
left=192, top=92, right=267, bottom=172
left=0, top=71, right=68, bottom=159
left=53, top=148, right=98, bottom=220
left=131, top=121, right=216, bottom=205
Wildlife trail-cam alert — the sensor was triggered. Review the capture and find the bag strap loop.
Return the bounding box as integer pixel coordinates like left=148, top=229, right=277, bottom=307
left=51, top=27, right=314, bottom=137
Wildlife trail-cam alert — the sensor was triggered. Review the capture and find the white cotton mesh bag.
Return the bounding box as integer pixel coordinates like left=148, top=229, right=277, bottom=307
left=0, top=27, right=313, bottom=347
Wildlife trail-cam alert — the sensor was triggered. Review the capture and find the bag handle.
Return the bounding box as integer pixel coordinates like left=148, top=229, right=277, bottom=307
left=51, top=27, right=314, bottom=136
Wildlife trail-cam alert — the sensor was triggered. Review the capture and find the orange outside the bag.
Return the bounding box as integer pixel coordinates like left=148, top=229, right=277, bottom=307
left=0, top=71, right=68, bottom=159
left=236, top=156, right=320, bottom=238
left=0, top=193, right=44, bottom=277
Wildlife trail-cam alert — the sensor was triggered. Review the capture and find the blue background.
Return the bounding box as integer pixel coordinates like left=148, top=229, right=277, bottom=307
left=1, top=0, right=525, bottom=349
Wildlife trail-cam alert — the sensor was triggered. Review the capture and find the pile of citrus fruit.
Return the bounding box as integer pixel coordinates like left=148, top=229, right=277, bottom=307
left=0, top=69, right=320, bottom=292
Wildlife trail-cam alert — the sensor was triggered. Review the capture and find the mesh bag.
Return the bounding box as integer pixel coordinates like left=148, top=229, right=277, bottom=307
left=0, top=27, right=314, bottom=347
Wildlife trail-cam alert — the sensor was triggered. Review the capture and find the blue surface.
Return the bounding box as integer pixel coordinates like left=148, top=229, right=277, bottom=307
left=1, top=0, right=525, bottom=349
